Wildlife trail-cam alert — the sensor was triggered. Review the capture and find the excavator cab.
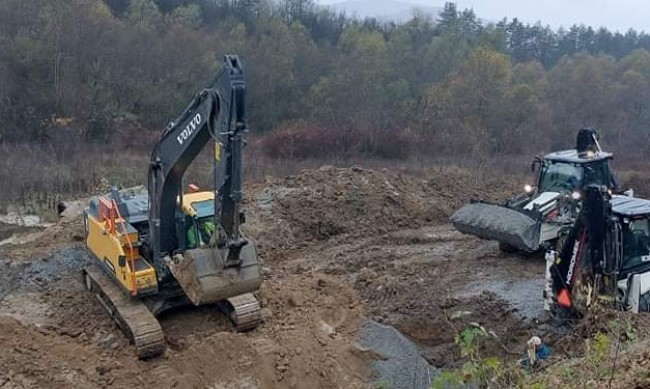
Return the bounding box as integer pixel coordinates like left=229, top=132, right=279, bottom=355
left=178, top=190, right=217, bottom=249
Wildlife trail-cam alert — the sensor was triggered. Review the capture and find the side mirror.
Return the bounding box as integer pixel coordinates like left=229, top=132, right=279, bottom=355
left=118, top=255, right=126, bottom=268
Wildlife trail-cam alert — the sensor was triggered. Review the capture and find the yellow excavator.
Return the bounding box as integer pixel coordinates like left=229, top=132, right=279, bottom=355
left=82, top=55, right=262, bottom=358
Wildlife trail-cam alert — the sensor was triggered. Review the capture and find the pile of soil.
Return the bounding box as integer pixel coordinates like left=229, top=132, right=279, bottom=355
left=0, top=247, right=371, bottom=389
left=247, top=165, right=517, bottom=256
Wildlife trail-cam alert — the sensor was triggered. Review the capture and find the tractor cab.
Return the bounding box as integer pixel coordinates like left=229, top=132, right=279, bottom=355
left=609, top=195, right=650, bottom=313
left=534, top=150, right=619, bottom=195
left=612, top=196, right=650, bottom=277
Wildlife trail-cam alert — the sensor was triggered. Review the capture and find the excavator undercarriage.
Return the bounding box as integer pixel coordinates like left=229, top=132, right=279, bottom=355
left=83, top=260, right=261, bottom=356
left=83, top=264, right=165, bottom=359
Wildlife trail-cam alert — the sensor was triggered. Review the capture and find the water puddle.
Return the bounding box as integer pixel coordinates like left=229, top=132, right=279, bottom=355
left=457, top=277, right=546, bottom=319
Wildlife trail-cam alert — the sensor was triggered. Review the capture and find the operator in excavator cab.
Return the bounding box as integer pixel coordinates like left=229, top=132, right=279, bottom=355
left=187, top=218, right=216, bottom=248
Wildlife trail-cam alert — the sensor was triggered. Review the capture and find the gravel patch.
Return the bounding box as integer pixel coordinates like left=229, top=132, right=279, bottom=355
left=360, top=319, right=439, bottom=389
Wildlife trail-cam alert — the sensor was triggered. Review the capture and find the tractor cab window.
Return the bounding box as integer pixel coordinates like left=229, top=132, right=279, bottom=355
left=622, top=219, right=650, bottom=271
left=584, top=160, right=614, bottom=189
left=538, top=162, right=583, bottom=193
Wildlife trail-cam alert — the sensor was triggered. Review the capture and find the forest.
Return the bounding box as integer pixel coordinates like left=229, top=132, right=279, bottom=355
left=1, top=0, right=650, bottom=208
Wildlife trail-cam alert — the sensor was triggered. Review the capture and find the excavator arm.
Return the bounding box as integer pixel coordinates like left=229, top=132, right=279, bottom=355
left=212, top=56, right=248, bottom=265
left=147, top=55, right=248, bottom=271
left=148, top=55, right=262, bottom=320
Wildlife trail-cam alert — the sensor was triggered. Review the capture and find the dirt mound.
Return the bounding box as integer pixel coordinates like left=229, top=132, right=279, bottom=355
left=0, top=316, right=126, bottom=389
left=160, top=274, right=370, bottom=389
left=0, top=243, right=371, bottom=389
left=247, top=165, right=516, bottom=256
left=251, top=166, right=449, bottom=245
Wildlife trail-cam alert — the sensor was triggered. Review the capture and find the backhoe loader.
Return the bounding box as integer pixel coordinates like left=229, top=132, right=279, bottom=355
left=452, top=128, right=621, bottom=252
left=82, top=55, right=262, bottom=358
left=546, top=185, right=650, bottom=315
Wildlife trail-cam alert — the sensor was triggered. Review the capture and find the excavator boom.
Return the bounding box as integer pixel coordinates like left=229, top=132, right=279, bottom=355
left=154, top=55, right=262, bottom=314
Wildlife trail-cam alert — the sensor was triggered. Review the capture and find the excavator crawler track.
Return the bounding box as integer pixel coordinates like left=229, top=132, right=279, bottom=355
left=226, top=293, right=261, bottom=332
left=83, top=264, right=165, bottom=359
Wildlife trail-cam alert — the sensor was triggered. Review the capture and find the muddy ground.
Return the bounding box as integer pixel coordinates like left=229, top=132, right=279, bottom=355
left=1, top=165, right=648, bottom=388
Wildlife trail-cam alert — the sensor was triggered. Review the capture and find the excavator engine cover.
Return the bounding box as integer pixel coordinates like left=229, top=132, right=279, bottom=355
left=451, top=202, right=541, bottom=251
left=167, top=243, right=262, bottom=306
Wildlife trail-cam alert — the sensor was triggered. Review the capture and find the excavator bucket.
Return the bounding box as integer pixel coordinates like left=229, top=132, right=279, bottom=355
left=451, top=202, right=541, bottom=251
left=167, top=243, right=262, bottom=306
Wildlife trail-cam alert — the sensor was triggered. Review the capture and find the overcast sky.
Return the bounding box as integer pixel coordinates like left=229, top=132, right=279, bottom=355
left=317, top=0, right=650, bottom=32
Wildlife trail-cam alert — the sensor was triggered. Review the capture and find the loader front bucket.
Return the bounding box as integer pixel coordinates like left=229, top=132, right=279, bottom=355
left=166, top=243, right=262, bottom=306
left=451, top=202, right=541, bottom=251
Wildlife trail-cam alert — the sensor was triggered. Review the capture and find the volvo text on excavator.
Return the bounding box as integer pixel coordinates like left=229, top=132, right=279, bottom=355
left=82, top=55, right=262, bottom=358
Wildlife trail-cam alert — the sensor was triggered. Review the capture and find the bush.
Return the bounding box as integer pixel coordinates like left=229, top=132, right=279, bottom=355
left=361, top=129, right=417, bottom=160
left=260, top=121, right=360, bottom=160
left=260, top=121, right=420, bottom=160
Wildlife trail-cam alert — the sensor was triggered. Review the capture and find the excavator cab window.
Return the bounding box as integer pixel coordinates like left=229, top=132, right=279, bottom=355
left=183, top=200, right=216, bottom=250
left=191, top=200, right=214, bottom=218
left=186, top=216, right=216, bottom=249
left=622, top=218, right=650, bottom=271
left=538, top=162, right=583, bottom=193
